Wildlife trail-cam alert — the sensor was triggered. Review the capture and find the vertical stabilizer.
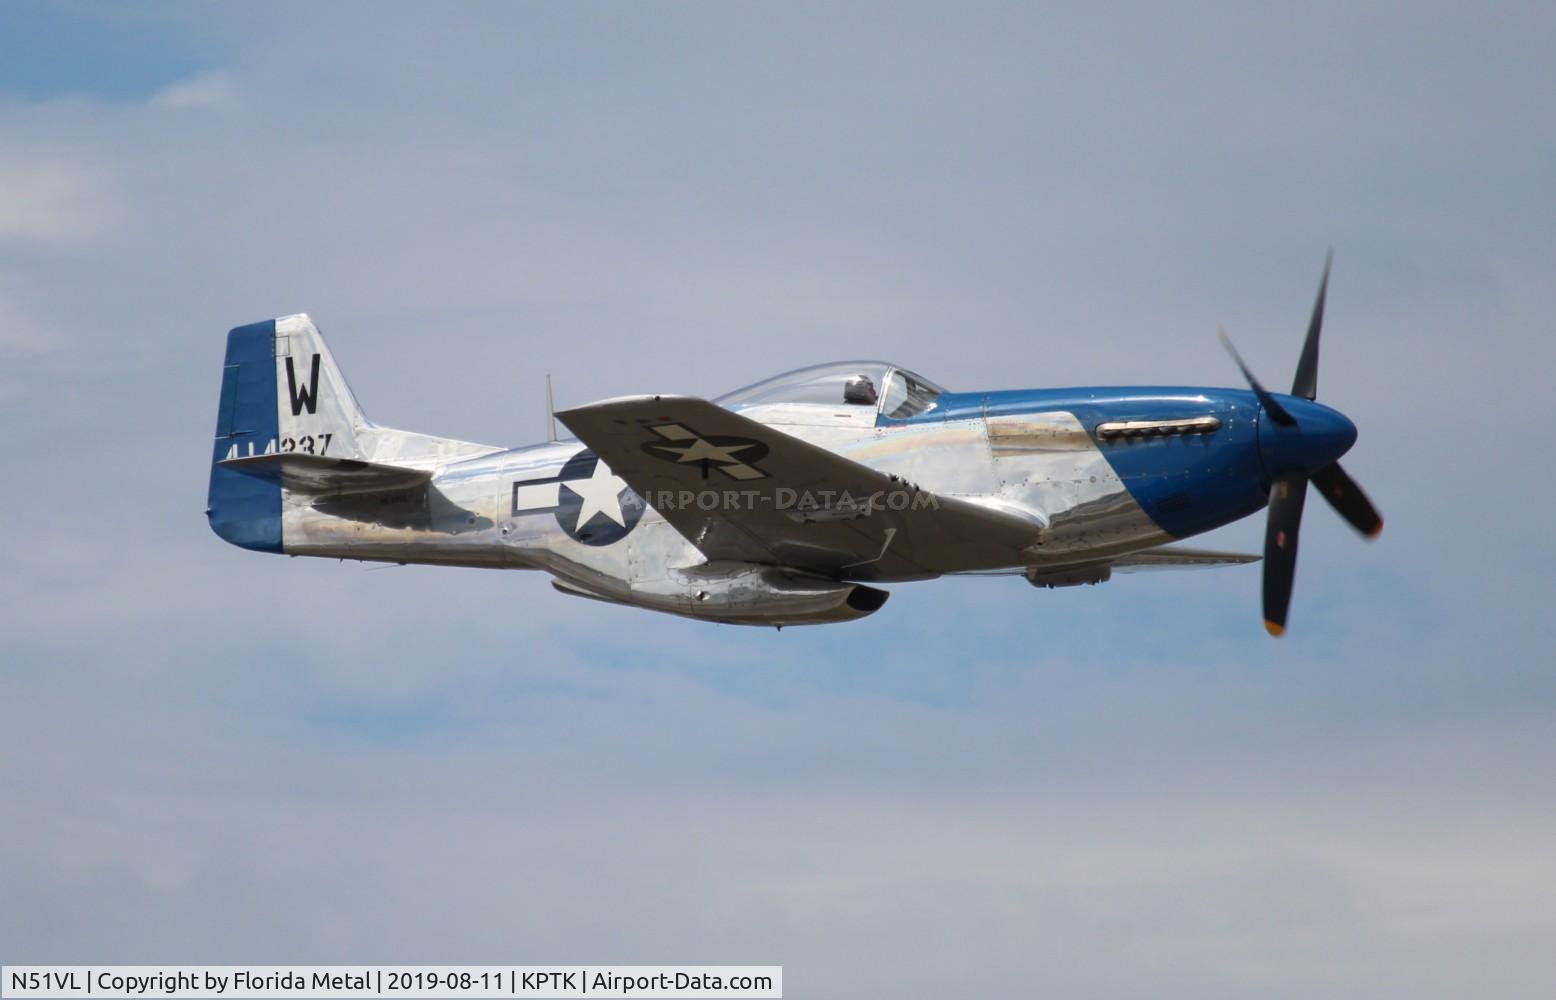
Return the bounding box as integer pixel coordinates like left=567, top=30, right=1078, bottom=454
left=207, top=314, right=369, bottom=553
left=271, top=313, right=368, bottom=461
left=207, top=314, right=504, bottom=554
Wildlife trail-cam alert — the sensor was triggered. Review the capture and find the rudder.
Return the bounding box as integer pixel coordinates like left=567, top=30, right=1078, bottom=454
left=208, top=320, right=283, bottom=552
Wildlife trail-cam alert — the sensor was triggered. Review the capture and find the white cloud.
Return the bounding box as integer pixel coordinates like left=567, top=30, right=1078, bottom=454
left=0, top=155, right=120, bottom=244
left=151, top=73, right=234, bottom=110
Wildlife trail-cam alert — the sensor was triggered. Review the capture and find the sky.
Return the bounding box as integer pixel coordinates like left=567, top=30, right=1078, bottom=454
left=1, top=2, right=1554, bottom=996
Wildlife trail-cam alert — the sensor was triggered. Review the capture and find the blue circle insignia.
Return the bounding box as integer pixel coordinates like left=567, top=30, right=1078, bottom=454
left=552, top=450, right=645, bottom=546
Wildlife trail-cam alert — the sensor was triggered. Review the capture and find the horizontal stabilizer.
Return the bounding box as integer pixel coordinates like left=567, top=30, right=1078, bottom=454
left=219, top=452, right=431, bottom=496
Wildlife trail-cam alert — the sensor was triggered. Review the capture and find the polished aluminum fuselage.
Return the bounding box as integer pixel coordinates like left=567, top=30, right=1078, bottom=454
left=283, top=386, right=1273, bottom=611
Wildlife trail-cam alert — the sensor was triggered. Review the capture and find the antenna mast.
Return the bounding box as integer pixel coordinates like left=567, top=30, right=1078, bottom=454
left=546, top=374, right=557, bottom=442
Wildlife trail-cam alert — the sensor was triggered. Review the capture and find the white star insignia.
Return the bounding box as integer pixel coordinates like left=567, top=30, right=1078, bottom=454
left=566, top=459, right=628, bottom=528
left=657, top=438, right=757, bottom=466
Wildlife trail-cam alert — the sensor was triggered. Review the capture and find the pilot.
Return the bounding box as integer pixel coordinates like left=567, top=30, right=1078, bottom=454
left=843, top=374, right=878, bottom=406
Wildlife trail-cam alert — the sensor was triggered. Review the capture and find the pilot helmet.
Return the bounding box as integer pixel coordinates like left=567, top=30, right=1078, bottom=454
left=843, top=374, right=878, bottom=406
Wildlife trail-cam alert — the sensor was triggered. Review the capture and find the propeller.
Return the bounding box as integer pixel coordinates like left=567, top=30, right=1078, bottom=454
left=1219, top=253, right=1383, bottom=635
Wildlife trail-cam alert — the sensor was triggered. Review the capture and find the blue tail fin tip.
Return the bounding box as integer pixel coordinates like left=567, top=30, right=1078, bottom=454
left=207, top=320, right=284, bottom=553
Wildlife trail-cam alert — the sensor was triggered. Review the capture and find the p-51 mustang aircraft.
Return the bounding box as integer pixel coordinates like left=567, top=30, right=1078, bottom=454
left=208, top=259, right=1379, bottom=633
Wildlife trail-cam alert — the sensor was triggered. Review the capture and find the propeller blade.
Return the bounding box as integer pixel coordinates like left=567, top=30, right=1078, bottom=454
left=1263, top=472, right=1308, bottom=636
left=1312, top=461, right=1383, bottom=538
left=1291, top=250, right=1332, bottom=400
left=1218, top=326, right=1296, bottom=426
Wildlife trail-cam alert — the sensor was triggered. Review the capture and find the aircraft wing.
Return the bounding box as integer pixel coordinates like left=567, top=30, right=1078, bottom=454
left=555, top=395, right=1043, bottom=579
left=1107, top=545, right=1260, bottom=572
left=219, top=452, right=432, bottom=495
left=954, top=545, right=1259, bottom=577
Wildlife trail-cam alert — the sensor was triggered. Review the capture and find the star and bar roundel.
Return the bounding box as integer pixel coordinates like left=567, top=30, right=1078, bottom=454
left=510, top=449, right=646, bottom=546
left=641, top=422, right=770, bottom=481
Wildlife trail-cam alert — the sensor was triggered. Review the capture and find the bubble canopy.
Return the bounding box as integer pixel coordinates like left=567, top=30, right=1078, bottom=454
left=715, top=361, right=946, bottom=419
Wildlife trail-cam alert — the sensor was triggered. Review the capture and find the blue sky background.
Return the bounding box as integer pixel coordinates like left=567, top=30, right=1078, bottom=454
left=1, top=3, right=1553, bottom=997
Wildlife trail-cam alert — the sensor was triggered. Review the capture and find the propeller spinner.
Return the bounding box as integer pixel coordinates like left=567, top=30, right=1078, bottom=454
left=1219, top=253, right=1383, bottom=635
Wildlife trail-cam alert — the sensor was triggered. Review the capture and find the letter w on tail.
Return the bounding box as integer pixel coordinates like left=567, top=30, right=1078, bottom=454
left=286, top=354, right=321, bottom=415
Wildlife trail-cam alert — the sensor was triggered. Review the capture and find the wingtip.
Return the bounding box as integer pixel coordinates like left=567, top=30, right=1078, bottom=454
left=1263, top=620, right=1286, bottom=637
left=1366, top=518, right=1384, bottom=540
